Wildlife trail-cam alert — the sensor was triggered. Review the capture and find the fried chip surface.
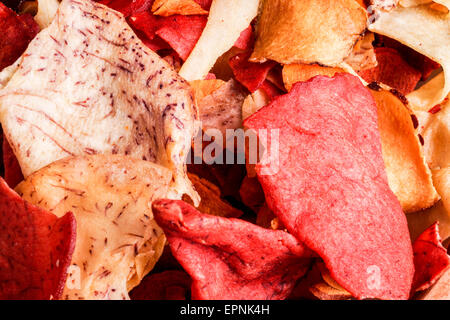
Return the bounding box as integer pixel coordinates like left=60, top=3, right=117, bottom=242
left=250, top=0, right=367, bottom=66
left=16, top=155, right=171, bottom=300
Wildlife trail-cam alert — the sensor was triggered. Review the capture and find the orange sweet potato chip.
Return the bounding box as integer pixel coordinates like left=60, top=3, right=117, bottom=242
left=282, top=64, right=345, bottom=91
left=250, top=0, right=367, bottom=66
left=152, top=0, right=208, bottom=16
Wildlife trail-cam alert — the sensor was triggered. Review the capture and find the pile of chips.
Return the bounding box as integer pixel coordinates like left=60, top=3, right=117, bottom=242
left=0, top=0, right=449, bottom=300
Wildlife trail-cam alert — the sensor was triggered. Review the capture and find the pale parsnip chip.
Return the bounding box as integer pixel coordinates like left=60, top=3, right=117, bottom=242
left=0, top=0, right=199, bottom=203
left=371, top=89, right=439, bottom=213
left=15, top=155, right=171, bottom=300
left=152, top=0, right=208, bottom=16
left=399, top=0, right=450, bottom=10
left=250, top=0, right=367, bottom=66
left=369, top=5, right=450, bottom=108
left=408, top=73, right=445, bottom=112
left=35, top=0, right=59, bottom=29
left=242, top=88, right=270, bottom=121
left=179, top=0, right=260, bottom=81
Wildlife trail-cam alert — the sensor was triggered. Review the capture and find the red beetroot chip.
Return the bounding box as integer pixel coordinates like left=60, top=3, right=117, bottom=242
left=152, top=199, right=314, bottom=300
left=195, top=0, right=212, bottom=10
left=357, top=47, right=421, bottom=95
left=128, top=11, right=206, bottom=59
left=244, top=73, right=414, bottom=300
left=2, top=136, right=23, bottom=188
left=229, top=51, right=276, bottom=93
left=260, top=80, right=283, bottom=100
left=155, top=15, right=207, bottom=60
left=130, top=270, right=192, bottom=300
left=0, top=3, right=39, bottom=71
left=97, top=0, right=154, bottom=17
left=233, top=26, right=254, bottom=51
left=412, top=222, right=450, bottom=292
left=0, top=178, right=76, bottom=299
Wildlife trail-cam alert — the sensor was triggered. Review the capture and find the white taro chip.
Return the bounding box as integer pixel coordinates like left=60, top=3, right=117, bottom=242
left=179, top=0, right=260, bottom=81
left=369, top=5, right=450, bottom=108
left=15, top=155, right=171, bottom=300
left=0, top=0, right=199, bottom=203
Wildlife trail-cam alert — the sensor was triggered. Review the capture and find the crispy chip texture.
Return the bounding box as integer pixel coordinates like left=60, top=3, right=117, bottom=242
left=370, top=89, right=439, bottom=212
left=0, top=2, right=39, bottom=71
left=152, top=0, right=208, bottom=16
left=0, top=178, right=76, bottom=300
left=16, top=155, right=171, bottom=300
left=412, top=222, right=450, bottom=291
left=282, top=64, right=344, bottom=92
left=179, top=0, right=259, bottom=80
left=369, top=4, right=450, bottom=107
left=250, top=0, right=367, bottom=66
left=0, top=0, right=198, bottom=203
left=152, top=199, right=314, bottom=300
left=244, top=74, right=414, bottom=300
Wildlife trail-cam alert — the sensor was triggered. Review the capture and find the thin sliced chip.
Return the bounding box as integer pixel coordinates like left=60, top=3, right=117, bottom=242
left=179, top=0, right=260, bottom=81
left=0, top=0, right=198, bottom=203
left=233, top=25, right=254, bottom=51
left=244, top=74, right=414, bottom=300
left=189, top=78, right=226, bottom=102
left=370, top=89, right=439, bottom=213
left=408, top=73, right=446, bottom=112
left=130, top=270, right=191, bottom=300
left=369, top=4, right=450, bottom=107
left=250, top=0, right=367, bottom=66
left=282, top=64, right=344, bottom=92
left=152, top=199, right=314, bottom=300
left=412, top=222, right=450, bottom=291
left=152, top=0, right=208, bottom=16
left=309, top=282, right=353, bottom=300
left=197, top=79, right=246, bottom=137
left=34, top=0, right=59, bottom=29
left=0, top=178, right=76, bottom=300
left=183, top=172, right=242, bottom=218
left=229, top=51, right=276, bottom=93
left=343, top=32, right=377, bottom=72
left=358, top=48, right=422, bottom=95
left=2, top=135, right=23, bottom=188
left=16, top=155, right=171, bottom=300
left=242, top=89, right=270, bottom=121
left=0, top=2, right=39, bottom=71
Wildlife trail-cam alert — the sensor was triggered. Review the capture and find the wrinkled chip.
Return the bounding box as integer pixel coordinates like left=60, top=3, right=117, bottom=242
left=196, top=79, right=246, bottom=138
left=0, top=0, right=198, bottom=203
left=358, top=48, right=422, bottom=95
left=369, top=4, right=450, bottom=107
left=0, top=2, right=39, bottom=71
left=408, top=73, right=446, bottom=112
left=229, top=51, right=276, bottom=93
left=130, top=270, right=192, bottom=300
left=2, top=135, right=23, bottom=188
left=282, top=64, right=345, bottom=92
left=183, top=173, right=243, bottom=218
left=179, top=0, right=259, bottom=80
left=412, top=222, right=450, bottom=291
left=189, top=78, right=226, bottom=102
left=15, top=155, right=172, bottom=300
left=152, top=0, right=208, bottom=16
left=0, top=178, right=76, bottom=300
left=244, top=74, right=414, bottom=300
left=250, top=0, right=367, bottom=66
left=152, top=199, right=314, bottom=300
left=370, top=89, right=439, bottom=212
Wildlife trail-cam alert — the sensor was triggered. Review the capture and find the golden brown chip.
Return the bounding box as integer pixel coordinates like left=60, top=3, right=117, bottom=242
left=184, top=173, right=242, bottom=218
left=282, top=64, right=345, bottom=91
left=15, top=155, right=171, bottom=300
left=190, top=79, right=226, bottom=102
left=432, top=168, right=450, bottom=218
left=250, top=0, right=367, bottom=66
left=343, top=32, right=378, bottom=72
left=371, top=89, right=439, bottom=213
left=309, top=282, right=353, bottom=300
left=408, top=201, right=450, bottom=241
left=152, top=0, right=208, bottom=16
